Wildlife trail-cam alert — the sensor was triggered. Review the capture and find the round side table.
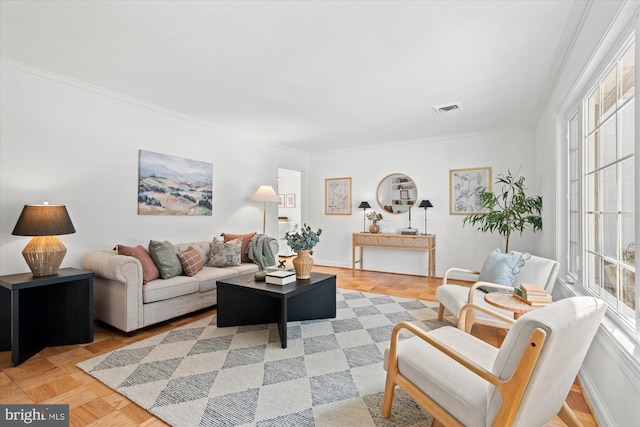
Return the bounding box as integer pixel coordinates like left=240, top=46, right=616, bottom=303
left=484, top=292, right=547, bottom=319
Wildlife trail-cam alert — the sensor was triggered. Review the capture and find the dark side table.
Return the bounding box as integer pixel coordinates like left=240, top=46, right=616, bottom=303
left=0, top=268, right=94, bottom=366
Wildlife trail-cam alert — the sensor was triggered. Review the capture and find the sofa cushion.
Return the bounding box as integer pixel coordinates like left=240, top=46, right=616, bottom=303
left=175, top=241, right=211, bottom=265
left=143, top=275, right=199, bottom=304
left=221, top=232, right=256, bottom=263
left=115, top=244, right=160, bottom=284
left=177, top=247, right=204, bottom=276
left=194, top=267, right=240, bottom=292
left=207, top=237, right=242, bottom=267
left=226, top=263, right=260, bottom=275
left=149, top=240, right=183, bottom=279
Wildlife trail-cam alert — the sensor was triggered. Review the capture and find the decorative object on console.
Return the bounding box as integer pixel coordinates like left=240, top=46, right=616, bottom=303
left=12, top=203, right=76, bottom=276
left=358, top=201, right=371, bottom=232
left=138, top=150, right=212, bottom=216
left=284, top=224, right=322, bottom=279
left=325, top=177, right=352, bottom=215
left=366, top=210, right=383, bottom=233
left=251, top=185, right=279, bottom=234
left=418, top=199, right=434, bottom=235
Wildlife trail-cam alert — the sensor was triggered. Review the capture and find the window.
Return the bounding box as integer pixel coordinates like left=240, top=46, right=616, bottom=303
left=569, top=36, right=636, bottom=331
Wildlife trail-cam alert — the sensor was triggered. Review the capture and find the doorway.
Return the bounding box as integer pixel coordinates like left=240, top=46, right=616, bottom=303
left=277, top=168, right=301, bottom=256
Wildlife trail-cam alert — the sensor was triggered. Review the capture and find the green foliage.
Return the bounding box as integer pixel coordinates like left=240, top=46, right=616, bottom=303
left=285, top=223, right=322, bottom=254
left=463, top=170, right=542, bottom=252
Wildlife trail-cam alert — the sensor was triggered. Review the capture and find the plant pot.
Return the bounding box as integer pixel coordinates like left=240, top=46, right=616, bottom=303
left=293, top=249, right=313, bottom=279
left=369, top=222, right=380, bottom=233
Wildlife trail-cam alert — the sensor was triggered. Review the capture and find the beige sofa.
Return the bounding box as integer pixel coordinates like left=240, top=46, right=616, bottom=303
left=82, top=240, right=278, bottom=334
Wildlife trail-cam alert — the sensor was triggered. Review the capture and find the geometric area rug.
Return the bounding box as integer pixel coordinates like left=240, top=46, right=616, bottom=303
left=77, top=288, right=454, bottom=426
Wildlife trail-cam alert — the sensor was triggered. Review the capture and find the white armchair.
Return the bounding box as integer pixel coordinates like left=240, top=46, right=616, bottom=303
left=383, top=297, right=606, bottom=426
left=436, top=252, right=559, bottom=331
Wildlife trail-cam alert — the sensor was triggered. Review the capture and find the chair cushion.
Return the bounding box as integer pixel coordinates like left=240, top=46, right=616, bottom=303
left=148, top=240, right=183, bottom=279
left=478, top=249, right=530, bottom=291
left=385, top=326, right=498, bottom=427
left=436, top=284, right=515, bottom=320
left=207, top=237, right=242, bottom=267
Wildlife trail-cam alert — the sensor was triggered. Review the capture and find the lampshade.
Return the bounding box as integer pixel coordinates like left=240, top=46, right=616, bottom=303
left=418, top=200, right=434, bottom=208
left=12, top=204, right=76, bottom=236
left=358, top=201, right=371, bottom=209
left=12, top=204, right=76, bottom=276
left=251, top=185, right=279, bottom=203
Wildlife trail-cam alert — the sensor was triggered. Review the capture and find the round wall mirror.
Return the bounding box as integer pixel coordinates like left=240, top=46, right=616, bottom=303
left=376, top=173, right=418, bottom=214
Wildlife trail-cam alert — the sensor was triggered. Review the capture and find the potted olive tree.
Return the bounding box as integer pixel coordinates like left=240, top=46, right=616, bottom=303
left=463, top=170, right=542, bottom=252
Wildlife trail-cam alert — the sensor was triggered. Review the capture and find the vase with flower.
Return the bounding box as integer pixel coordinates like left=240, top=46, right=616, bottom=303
left=366, top=211, right=383, bottom=233
left=284, top=224, right=322, bottom=279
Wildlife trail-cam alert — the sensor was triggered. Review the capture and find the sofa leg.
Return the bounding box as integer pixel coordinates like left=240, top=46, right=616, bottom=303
left=126, top=330, right=137, bottom=337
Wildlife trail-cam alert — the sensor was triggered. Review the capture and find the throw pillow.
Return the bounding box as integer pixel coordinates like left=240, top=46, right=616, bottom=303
left=177, top=247, right=204, bottom=277
left=221, top=232, right=256, bottom=263
left=148, top=240, right=183, bottom=279
left=115, top=244, right=160, bottom=284
left=207, top=237, right=242, bottom=267
left=478, top=249, right=531, bottom=292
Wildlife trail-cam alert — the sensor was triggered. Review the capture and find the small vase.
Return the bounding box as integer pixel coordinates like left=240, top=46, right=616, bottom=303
left=293, top=249, right=313, bottom=279
left=369, top=222, right=380, bottom=233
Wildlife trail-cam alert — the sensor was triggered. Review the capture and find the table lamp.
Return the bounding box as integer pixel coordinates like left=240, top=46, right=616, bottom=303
left=418, top=200, right=434, bottom=235
left=251, top=185, right=279, bottom=234
left=358, top=201, right=371, bottom=232
left=12, top=203, right=76, bottom=276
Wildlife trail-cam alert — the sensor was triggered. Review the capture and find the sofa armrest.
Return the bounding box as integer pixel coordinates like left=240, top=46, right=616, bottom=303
left=82, top=250, right=144, bottom=333
left=82, top=250, right=142, bottom=283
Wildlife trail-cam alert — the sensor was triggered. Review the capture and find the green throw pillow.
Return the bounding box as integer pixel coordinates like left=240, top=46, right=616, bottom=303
left=148, top=240, right=183, bottom=279
left=478, top=249, right=530, bottom=292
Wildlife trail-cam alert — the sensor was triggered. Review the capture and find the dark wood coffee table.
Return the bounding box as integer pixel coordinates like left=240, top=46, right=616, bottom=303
left=216, top=272, right=336, bottom=348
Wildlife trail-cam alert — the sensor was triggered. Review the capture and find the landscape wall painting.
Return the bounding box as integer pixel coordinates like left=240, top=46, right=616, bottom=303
left=138, top=150, right=213, bottom=216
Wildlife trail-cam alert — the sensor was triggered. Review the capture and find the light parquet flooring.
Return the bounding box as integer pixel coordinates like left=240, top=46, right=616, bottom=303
left=0, top=264, right=598, bottom=426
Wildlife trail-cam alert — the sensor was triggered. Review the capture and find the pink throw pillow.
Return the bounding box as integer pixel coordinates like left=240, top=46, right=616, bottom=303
left=221, top=232, right=256, bottom=263
left=177, top=247, right=204, bottom=276
left=116, top=244, right=160, bottom=284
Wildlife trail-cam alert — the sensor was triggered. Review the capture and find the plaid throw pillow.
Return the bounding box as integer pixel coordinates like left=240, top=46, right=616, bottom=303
left=177, top=247, right=204, bottom=276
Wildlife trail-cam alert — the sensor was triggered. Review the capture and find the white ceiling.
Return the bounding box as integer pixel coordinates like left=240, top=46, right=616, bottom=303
left=0, top=1, right=582, bottom=154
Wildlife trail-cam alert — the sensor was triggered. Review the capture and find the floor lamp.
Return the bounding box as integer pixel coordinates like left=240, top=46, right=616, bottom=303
left=358, top=201, right=371, bottom=232
left=418, top=200, right=433, bottom=235
left=251, top=185, right=280, bottom=234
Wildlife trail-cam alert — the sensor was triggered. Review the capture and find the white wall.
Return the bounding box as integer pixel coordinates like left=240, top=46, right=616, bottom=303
left=0, top=64, right=308, bottom=275
left=534, top=1, right=640, bottom=425
left=308, top=128, right=539, bottom=276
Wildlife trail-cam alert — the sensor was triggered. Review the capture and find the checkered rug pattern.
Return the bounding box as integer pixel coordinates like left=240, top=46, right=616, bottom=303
left=78, top=289, right=455, bottom=426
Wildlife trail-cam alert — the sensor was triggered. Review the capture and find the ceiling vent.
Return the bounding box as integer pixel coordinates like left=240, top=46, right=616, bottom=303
left=433, top=102, right=463, bottom=114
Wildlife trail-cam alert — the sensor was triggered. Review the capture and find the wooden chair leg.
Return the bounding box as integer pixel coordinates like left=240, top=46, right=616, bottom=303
left=557, top=401, right=583, bottom=427
left=381, top=372, right=396, bottom=418
left=437, top=304, right=445, bottom=321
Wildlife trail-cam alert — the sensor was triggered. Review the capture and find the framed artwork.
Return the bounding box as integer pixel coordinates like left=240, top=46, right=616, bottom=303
left=278, top=194, right=285, bottom=208
left=285, top=193, right=296, bottom=208
left=138, top=150, right=212, bottom=216
left=325, top=177, right=352, bottom=215
left=449, top=167, right=492, bottom=215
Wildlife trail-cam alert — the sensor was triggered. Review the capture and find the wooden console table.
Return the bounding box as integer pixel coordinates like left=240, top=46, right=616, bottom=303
left=352, top=233, right=436, bottom=278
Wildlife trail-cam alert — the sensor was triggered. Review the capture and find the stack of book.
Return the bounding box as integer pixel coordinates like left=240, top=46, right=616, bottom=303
left=513, top=283, right=552, bottom=306
left=265, top=270, right=296, bottom=285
